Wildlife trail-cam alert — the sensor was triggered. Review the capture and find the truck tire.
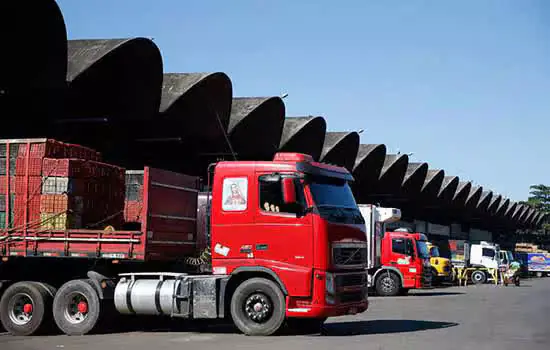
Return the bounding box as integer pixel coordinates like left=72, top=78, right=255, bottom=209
left=230, top=277, right=286, bottom=336
left=375, top=272, right=400, bottom=297
left=471, top=270, right=486, bottom=285
left=53, top=279, right=101, bottom=335
left=0, top=281, right=55, bottom=336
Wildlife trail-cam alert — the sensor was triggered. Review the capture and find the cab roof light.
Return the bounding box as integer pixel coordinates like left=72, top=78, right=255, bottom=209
left=273, top=152, right=314, bottom=163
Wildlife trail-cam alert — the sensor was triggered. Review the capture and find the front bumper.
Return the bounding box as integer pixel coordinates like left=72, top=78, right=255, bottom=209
left=286, top=300, right=369, bottom=318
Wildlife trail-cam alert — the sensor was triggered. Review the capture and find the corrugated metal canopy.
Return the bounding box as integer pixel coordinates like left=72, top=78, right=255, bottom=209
left=477, top=191, right=493, bottom=212
left=511, top=204, right=525, bottom=221
left=504, top=202, right=518, bottom=218
left=65, top=38, right=163, bottom=121
left=279, top=116, right=327, bottom=160
left=496, top=198, right=510, bottom=217
left=376, top=154, right=409, bottom=193
left=352, top=144, right=386, bottom=196
left=523, top=208, right=537, bottom=225
left=438, top=176, right=459, bottom=202
left=487, top=195, right=502, bottom=214
left=1, top=0, right=68, bottom=136
left=228, top=97, right=285, bottom=160
left=402, top=163, right=429, bottom=196
left=465, top=186, right=483, bottom=209
left=320, top=132, right=360, bottom=171
left=452, top=181, right=472, bottom=207
left=518, top=206, right=532, bottom=223
left=420, top=169, right=445, bottom=198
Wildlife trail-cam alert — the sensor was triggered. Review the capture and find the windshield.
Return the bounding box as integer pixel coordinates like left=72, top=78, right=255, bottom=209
left=429, top=246, right=440, bottom=258
left=308, top=176, right=363, bottom=224
left=416, top=241, right=430, bottom=259
left=506, top=251, right=514, bottom=262
left=482, top=248, right=496, bottom=259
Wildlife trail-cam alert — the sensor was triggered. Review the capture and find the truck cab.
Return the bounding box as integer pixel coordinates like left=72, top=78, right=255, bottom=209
left=426, top=241, right=453, bottom=284
left=468, top=241, right=501, bottom=284
left=381, top=229, right=432, bottom=293
left=209, top=152, right=369, bottom=332
left=359, top=205, right=432, bottom=296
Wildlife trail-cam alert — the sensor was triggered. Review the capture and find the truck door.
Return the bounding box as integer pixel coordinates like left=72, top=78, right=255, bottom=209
left=252, top=174, right=314, bottom=295
left=388, top=237, right=416, bottom=287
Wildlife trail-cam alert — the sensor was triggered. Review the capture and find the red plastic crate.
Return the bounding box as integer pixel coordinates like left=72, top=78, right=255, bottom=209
left=17, top=140, right=68, bottom=159
left=13, top=196, right=41, bottom=228
left=0, top=176, right=16, bottom=194
left=124, top=200, right=143, bottom=223
left=65, top=143, right=102, bottom=162
left=42, top=158, right=88, bottom=178
left=15, top=176, right=42, bottom=196
left=40, top=194, right=84, bottom=214
left=15, top=157, right=43, bottom=176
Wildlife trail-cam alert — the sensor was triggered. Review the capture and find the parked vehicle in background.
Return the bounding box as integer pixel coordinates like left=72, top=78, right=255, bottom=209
left=359, top=205, right=432, bottom=297
left=426, top=241, right=453, bottom=284
left=0, top=141, right=369, bottom=337
left=449, top=240, right=500, bottom=284
left=515, top=243, right=550, bottom=277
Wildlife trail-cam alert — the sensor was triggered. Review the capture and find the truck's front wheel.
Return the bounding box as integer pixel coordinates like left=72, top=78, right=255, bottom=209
left=230, top=278, right=285, bottom=336
left=53, top=279, right=101, bottom=335
left=471, top=270, right=487, bottom=285
left=0, top=282, right=56, bottom=336
left=375, top=272, right=400, bottom=297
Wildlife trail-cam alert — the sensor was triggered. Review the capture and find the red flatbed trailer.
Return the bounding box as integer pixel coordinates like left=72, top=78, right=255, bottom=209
left=1, top=167, right=200, bottom=262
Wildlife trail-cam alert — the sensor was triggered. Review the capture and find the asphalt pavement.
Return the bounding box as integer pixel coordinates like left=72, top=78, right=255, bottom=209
left=1, top=278, right=549, bottom=350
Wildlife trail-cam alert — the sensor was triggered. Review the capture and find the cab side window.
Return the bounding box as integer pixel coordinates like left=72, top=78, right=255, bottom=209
left=392, top=239, right=407, bottom=255
left=258, top=176, right=305, bottom=214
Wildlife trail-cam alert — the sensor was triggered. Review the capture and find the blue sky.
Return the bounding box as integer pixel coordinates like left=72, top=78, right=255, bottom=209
left=56, top=0, right=550, bottom=201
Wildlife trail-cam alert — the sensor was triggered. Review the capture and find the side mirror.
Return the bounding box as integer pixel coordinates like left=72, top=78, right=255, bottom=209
left=281, top=177, right=297, bottom=204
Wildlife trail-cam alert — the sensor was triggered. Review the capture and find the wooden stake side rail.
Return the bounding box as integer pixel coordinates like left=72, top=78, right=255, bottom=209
left=0, top=229, right=143, bottom=259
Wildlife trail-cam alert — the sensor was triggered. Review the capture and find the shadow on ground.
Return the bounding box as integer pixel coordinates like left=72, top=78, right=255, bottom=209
left=408, top=292, right=465, bottom=297
left=321, top=319, right=458, bottom=336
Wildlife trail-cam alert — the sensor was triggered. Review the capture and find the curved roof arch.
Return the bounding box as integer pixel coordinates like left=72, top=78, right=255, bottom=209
left=452, top=181, right=472, bottom=207
left=465, top=186, right=483, bottom=209
left=228, top=97, right=286, bottom=160
left=438, top=176, right=459, bottom=202
left=352, top=144, right=387, bottom=195
left=402, top=163, right=429, bottom=196
left=496, top=198, right=510, bottom=217
left=2, top=0, right=68, bottom=136
left=535, top=213, right=547, bottom=226
left=420, top=169, right=445, bottom=198
left=320, top=132, right=360, bottom=170
left=511, top=204, right=525, bottom=221
left=530, top=212, right=541, bottom=226
left=504, top=202, right=518, bottom=218
left=519, top=206, right=532, bottom=223
left=377, top=154, right=409, bottom=192
left=523, top=208, right=537, bottom=225
left=2, top=0, right=67, bottom=91
left=487, top=195, right=502, bottom=214
left=66, top=38, right=163, bottom=121
left=477, top=191, right=493, bottom=212
left=157, top=72, right=233, bottom=141
left=279, top=116, right=327, bottom=160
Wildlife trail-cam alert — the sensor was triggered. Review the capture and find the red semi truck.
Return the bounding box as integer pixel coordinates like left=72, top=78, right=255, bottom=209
left=0, top=144, right=368, bottom=337
left=359, top=205, right=432, bottom=296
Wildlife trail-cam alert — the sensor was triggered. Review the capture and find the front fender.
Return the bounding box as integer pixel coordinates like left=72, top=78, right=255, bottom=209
left=373, top=267, right=404, bottom=285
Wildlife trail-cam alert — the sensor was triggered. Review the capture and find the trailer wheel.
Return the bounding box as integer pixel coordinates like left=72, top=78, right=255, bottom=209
left=375, top=272, right=400, bottom=296
left=230, top=277, right=285, bottom=336
left=53, top=279, right=101, bottom=335
left=0, top=281, right=55, bottom=336
left=471, top=270, right=486, bottom=285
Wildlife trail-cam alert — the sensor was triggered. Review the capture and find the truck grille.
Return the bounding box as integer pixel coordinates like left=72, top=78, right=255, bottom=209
left=339, top=291, right=365, bottom=303
left=335, top=273, right=367, bottom=288
left=332, top=243, right=367, bottom=268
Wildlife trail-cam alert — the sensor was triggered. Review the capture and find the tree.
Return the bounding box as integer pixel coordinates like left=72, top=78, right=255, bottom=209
left=520, top=184, right=550, bottom=232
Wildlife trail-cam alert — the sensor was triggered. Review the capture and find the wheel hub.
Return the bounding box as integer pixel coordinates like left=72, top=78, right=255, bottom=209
left=9, top=293, right=34, bottom=326
left=245, top=293, right=272, bottom=323
left=382, top=277, right=394, bottom=292
left=65, top=292, right=89, bottom=324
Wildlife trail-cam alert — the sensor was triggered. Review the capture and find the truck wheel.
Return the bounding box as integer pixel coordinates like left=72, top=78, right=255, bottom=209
left=375, top=272, right=400, bottom=297
left=0, top=281, right=55, bottom=336
left=53, top=279, right=101, bottom=335
left=230, top=278, right=286, bottom=336
left=471, top=270, right=486, bottom=285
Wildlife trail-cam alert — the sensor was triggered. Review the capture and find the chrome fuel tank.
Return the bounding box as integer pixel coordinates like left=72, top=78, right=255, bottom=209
left=114, top=274, right=189, bottom=316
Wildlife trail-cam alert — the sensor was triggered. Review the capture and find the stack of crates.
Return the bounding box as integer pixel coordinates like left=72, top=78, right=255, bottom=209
left=124, top=170, right=144, bottom=224
left=0, top=139, right=124, bottom=231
